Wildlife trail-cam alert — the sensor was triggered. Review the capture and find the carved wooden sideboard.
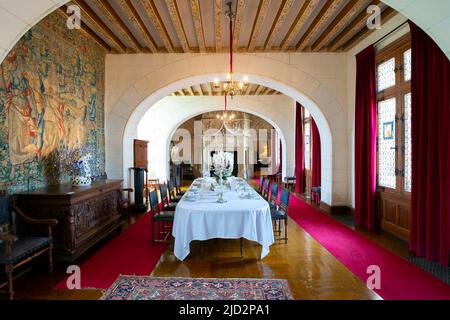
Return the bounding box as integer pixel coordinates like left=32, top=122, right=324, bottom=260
left=17, top=180, right=123, bottom=262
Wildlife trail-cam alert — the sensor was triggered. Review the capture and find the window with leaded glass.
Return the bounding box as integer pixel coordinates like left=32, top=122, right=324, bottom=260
left=304, top=122, right=311, bottom=170
left=404, top=49, right=412, bottom=82
left=375, top=34, right=411, bottom=194
left=377, top=98, right=397, bottom=189
left=377, top=58, right=396, bottom=92
left=404, top=93, right=412, bottom=192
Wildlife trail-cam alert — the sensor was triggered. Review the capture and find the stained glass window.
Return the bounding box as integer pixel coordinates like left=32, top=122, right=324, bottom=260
left=377, top=58, right=396, bottom=92
left=304, top=122, right=310, bottom=170
left=404, top=93, right=412, bottom=192
left=377, top=98, right=396, bottom=189
left=404, top=49, right=411, bottom=82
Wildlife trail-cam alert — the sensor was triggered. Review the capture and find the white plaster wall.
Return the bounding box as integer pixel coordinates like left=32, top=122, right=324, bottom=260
left=0, top=0, right=69, bottom=63
left=136, top=95, right=295, bottom=183
left=105, top=52, right=347, bottom=206
left=382, top=0, right=450, bottom=58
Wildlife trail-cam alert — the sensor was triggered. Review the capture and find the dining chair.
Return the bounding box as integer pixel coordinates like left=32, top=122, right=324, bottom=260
left=257, top=176, right=264, bottom=194
left=271, top=187, right=290, bottom=244
left=311, top=186, right=321, bottom=205
left=175, top=176, right=185, bottom=197
left=262, top=178, right=270, bottom=200
left=148, top=178, right=160, bottom=189
left=119, top=187, right=133, bottom=218
left=168, top=180, right=182, bottom=203
left=0, top=195, right=58, bottom=299
left=149, top=189, right=174, bottom=245
left=160, top=183, right=177, bottom=212
left=269, top=183, right=279, bottom=210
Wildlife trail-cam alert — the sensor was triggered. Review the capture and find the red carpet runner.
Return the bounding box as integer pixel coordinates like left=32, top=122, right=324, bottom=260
left=289, top=193, right=450, bottom=299
left=55, top=214, right=166, bottom=290
left=255, top=179, right=450, bottom=299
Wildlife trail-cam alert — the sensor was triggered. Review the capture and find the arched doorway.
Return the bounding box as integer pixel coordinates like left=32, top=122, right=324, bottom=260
left=117, top=72, right=334, bottom=204
left=136, top=100, right=289, bottom=184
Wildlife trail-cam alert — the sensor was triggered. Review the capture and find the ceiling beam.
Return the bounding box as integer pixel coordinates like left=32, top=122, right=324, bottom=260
left=207, top=82, right=213, bottom=96
left=71, top=0, right=126, bottom=53
left=280, top=0, right=320, bottom=51
left=193, top=85, right=201, bottom=96
left=244, top=84, right=252, bottom=95
left=141, top=0, right=175, bottom=53
left=247, top=0, right=270, bottom=51
left=187, top=86, right=195, bottom=96
left=232, top=0, right=246, bottom=50
left=327, top=0, right=382, bottom=51
left=59, top=7, right=111, bottom=52
left=214, top=0, right=222, bottom=52
left=311, top=0, right=363, bottom=51
left=118, top=0, right=158, bottom=53
left=166, top=0, right=191, bottom=52
left=341, top=7, right=397, bottom=51
left=89, top=0, right=142, bottom=53
left=264, top=0, right=295, bottom=51
left=255, top=85, right=265, bottom=95
left=190, top=0, right=206, bottom=53
left=296, top=0, right=346, bottom=51
left=211, top=82, right=219, bottom=95
left=198, top=85, right=205, bottom=96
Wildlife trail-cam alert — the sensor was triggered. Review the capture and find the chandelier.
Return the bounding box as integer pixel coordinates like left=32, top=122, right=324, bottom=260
left=213, top=1, right=249, bottom=99
left=216, top=95, right=235, bottom=120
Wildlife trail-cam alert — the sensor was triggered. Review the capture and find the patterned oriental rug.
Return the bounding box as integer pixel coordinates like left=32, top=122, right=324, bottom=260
left=101, top=276, right=293, bottom=300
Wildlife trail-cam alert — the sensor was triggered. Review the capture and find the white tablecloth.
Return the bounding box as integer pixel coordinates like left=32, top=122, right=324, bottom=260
left=172, top=178, right=274, bottom=261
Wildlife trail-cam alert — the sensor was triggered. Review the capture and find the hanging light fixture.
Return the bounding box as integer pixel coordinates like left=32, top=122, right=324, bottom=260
left=216, top=95, right=236, bottom=121
left=213, top=1, right=249, bottom=99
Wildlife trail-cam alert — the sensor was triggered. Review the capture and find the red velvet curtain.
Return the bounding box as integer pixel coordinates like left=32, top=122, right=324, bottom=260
left=311, top=118, right=321, bottom=188
left=409, top=21, right=450, bottom=266
left=354, top=45, right=377, bottom=230
left=295, top=102, right=305, bottom=193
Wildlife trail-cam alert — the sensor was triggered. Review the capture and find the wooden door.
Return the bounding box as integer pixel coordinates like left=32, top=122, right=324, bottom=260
left=133, top=139, right=148, bottom=169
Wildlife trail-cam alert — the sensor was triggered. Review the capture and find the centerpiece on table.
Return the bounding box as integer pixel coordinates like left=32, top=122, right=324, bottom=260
left=211, top=151, right=233, bottom=186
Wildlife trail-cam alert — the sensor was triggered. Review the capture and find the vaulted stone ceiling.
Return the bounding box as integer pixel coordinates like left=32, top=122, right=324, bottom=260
left=62, top=0, right=397, bottom=53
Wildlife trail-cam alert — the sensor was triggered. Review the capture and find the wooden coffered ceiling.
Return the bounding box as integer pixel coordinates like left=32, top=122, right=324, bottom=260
left=62, top=0, right=397, bottom=53
left=170, top=82, right=282, bottom=96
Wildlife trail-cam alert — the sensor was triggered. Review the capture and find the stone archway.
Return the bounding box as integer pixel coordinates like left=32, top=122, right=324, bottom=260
left=109, top=57, right=339, bottom=204
left=135, top=96, right=291, bottom=186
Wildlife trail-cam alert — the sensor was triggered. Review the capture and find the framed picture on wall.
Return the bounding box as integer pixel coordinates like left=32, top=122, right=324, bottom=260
left=383, top=121, right=394, bottom=140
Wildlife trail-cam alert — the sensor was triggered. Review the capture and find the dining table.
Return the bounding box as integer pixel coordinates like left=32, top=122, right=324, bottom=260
left=172, top=177, right=275, bottom=261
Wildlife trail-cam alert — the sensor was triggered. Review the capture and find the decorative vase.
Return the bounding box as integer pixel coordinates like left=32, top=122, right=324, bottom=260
left=71, top=175, right=92, bottom=187
left=71, top=155, right=93, bottom=187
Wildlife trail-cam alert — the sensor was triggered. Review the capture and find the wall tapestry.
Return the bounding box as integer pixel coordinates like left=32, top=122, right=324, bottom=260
left=0, top=11, right=106, bottom=193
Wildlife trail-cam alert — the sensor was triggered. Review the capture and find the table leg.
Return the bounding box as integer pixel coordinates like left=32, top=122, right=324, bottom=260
left=240, top=238, right=243, bottom=258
